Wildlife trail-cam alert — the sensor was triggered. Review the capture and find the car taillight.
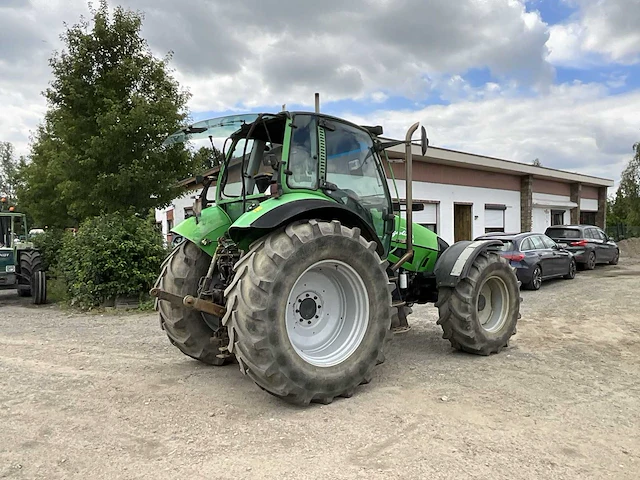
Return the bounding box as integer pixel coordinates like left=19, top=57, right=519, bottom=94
left=503, top=253, right=525, bottom=261
left=570, top=239, right=588, bottom=246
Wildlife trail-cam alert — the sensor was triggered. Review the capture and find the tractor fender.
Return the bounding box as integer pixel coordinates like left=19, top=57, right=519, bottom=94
left=229, top=199, right=384, bottom=254
left=434, top=239, right=504, bottom=288
left=171, top=205, right=232, bottom=256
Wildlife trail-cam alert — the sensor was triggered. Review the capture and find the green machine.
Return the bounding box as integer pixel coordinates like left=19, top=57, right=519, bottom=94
left=151, top=109, right=520, bottom=404
left=0, top=199, right=46, bottom=304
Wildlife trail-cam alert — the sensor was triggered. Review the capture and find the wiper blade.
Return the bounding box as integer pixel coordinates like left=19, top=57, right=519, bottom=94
left=183, top=126, right=208, bottom=134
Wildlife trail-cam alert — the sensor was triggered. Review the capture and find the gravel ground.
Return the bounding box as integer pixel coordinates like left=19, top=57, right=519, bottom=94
left=1, top=259, right=639, bottom=480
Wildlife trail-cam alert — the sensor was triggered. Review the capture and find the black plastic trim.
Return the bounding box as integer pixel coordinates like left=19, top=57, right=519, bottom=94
left=232, top=199, right=384, bottom=254
left=434, top=240, right=503, bottom=288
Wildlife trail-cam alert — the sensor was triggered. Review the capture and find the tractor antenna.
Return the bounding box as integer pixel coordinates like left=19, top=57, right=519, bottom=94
left=315, top=93, right=320, bottom=113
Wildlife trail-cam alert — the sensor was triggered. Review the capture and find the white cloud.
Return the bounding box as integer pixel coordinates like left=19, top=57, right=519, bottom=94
left=0, top=0, right=637, bottom=191
left=548, top=0, right=640, bottom=67
left=340, top=83, right=640, bottom=184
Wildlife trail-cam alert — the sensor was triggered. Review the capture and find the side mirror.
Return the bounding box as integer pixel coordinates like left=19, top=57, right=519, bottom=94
left=421, top=126, right=429, bottom=156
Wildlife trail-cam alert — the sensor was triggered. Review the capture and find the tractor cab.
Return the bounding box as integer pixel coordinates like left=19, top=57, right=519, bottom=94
left=165, top=111, right=396, bottom=253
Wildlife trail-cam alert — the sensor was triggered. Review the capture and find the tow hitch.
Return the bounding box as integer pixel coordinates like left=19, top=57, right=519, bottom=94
left=149, top=287, right=226, bottom=317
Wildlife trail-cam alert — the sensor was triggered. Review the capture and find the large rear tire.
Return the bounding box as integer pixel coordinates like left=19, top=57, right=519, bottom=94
left=223, top=220, right=393, bottom=405
left=436, top=251, right=519, bottom=355
left=18, top=250, right=43, bottom=298
left=156, top=240, right=232, bottom=366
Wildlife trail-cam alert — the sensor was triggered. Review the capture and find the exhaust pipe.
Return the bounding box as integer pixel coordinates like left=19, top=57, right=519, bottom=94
left=315, top=93, right=320, bottom=113
left=391, top=122, right=420, bottom=271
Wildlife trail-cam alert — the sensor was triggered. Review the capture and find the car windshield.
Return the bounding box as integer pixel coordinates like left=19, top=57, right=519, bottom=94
left=546, top=228, right=581, bottom=239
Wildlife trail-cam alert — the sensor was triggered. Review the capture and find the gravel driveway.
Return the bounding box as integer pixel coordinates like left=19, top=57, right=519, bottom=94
left=1, top=259, right=639, bottom=479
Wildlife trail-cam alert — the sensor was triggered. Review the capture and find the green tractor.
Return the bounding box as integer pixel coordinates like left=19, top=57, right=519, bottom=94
left=0, top=199, right=47, bottom=304
left=152, top=109, right=520, bottom=405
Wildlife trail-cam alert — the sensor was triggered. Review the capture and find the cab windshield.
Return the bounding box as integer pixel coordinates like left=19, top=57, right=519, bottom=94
left=164, top=113, right=287, bottom=200
left=0, top=215, right=27, bottom=248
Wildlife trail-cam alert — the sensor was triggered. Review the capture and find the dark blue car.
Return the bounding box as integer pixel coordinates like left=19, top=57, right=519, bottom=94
left=475, top=232, right=577, bottom=290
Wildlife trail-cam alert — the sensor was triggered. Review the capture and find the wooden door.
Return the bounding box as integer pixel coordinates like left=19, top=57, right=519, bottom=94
left=454, top=204, right=472, bottom=242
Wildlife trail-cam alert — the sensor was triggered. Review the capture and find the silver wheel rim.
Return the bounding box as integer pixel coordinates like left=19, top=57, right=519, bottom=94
left=285, top=260, right=369, bottom=368
left=477, top=275, right=510, bottom=333
left=533, top=268, right=542, bottom=288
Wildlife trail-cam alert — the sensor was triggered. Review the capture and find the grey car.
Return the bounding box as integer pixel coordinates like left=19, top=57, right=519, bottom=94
left=544, top=225, right=619, bottom=270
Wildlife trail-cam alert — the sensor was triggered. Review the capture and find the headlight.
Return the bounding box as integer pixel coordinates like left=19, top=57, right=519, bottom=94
left=6, top=265, right=15, bottom=273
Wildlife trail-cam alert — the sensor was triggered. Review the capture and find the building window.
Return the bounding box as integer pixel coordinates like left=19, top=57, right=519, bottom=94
left=484, top=204, right=505, bottom=234
left=551, top=210, right=565, bottom=226
left=397, top=200, right=438, bottom=235
left=580, top=211, right=596, bottom=225
left=420, top=223, right=437, bottom=234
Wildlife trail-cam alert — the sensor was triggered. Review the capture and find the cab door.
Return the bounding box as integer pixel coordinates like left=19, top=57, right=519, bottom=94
left=320, top=119, right=394, bottom=253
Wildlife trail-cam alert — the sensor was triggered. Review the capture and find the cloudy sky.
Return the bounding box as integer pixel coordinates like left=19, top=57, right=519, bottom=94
left=1, top=0, right=639, bottom=187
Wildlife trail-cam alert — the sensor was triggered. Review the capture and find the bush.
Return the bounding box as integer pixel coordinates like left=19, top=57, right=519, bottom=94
left=32, top=228, right=67, bottom=273
left=59, top=212, right=167, bottom=308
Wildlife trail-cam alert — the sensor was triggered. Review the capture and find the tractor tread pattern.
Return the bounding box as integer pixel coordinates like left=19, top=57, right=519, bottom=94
left=156, top=241, right=230, bottom=366
left=222, top=219, right=393, bottom=405
left=18, top=250, right=43, bottom=299
left=435, top=251, right=519, bottom=356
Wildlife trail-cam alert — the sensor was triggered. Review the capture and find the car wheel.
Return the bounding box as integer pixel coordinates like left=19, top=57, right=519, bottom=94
left=585, top=251, right=596, bottom=270
left=564, top=259, right=576, bottom=280
left=609, top=250, right=619, bottom=265
left=526, top=265, right=542, bottom=290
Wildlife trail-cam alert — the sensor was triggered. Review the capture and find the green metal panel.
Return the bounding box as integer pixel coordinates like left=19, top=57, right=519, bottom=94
left=388, top=215, right=440, bottom=272
left=171, top=205, right=233, bottom=256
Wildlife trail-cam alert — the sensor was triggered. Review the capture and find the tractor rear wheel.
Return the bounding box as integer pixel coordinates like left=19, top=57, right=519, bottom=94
left=436, top=251, right=519, bottom=355
left=223, top=220, right=393, bottom=405
left=156, top=240, right=232, bottom=366
left=18, top=251, right=43, bottom=298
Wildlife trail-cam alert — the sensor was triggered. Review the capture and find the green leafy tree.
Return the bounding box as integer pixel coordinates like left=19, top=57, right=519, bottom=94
left=608, top=142, right=640, bottom=230
left=0, top=142, right=26, bottom=202
left=189, top=145, right=225, bottom=176
left=18, top=1, right=195, bottom=228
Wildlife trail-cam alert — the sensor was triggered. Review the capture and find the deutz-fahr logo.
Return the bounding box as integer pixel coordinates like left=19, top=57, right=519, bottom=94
left=0, top=253, right=10, bottom=258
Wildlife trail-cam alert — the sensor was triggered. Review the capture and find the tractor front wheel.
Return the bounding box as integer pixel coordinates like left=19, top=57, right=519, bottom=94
left=223, top=220, right=393, bottom=405
left=436, top=251, right=519, bottom=355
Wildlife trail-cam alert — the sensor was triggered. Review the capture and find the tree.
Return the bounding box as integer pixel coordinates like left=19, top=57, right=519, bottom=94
left=190, top=145, right=225, bottom=174
left=608, top=142, right=640, bottom=228
left=532, top=158, right=542, bottom=167
left=18, top=1, right=196, bottom=228
left=0, top=142, right=26, bottom=202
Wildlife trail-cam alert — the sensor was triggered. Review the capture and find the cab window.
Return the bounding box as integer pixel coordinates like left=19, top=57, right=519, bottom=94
left=286, top=115, right=318, bottom=190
